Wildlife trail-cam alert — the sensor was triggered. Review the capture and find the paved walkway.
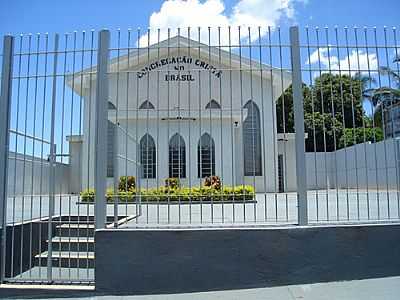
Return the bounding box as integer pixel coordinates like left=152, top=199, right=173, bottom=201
left=1, top=276, right=400, bottom=299
left=7, top=190, right=400, bottom=226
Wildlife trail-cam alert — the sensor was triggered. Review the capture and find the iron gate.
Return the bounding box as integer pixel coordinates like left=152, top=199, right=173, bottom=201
left=0, top=26, right=399, bottom=285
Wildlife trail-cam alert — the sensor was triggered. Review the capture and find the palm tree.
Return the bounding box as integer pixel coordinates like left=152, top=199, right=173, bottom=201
left=358, top=55, right=400, bottom=113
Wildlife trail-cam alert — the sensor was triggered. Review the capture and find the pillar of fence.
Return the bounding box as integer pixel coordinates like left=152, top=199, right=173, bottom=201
left=290, top=26, right=308, bottom=226
left=0, top=35, right=14, bottom=282
left=95, top=30, right=110, bottom=229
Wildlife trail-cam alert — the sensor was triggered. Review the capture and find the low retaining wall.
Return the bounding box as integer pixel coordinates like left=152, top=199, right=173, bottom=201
left=95, top=223, right=400, bottom=294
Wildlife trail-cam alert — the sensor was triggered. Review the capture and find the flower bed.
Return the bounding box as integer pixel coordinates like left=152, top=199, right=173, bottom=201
left=80, top=185, right=255, bottom=203
left=80, top=176, right=255, bottom=203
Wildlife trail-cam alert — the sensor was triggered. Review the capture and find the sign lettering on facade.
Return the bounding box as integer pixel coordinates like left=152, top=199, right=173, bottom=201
left=137, top=56, right=222, bottom=81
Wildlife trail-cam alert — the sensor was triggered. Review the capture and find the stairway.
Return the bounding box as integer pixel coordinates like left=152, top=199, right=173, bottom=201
left=23, top=215, right=126, bottom=282
left=34, top=221, right=95, bottom=270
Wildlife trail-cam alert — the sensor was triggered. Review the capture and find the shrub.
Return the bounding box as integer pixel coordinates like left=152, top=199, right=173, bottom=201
left=80, top=184, right=255, bottom=203
left=117, top=190, right=135, bottom=202
left=80, top=188, right=135, bottom=203
left=106, top=188, right=114, bottom=202
left=203, top=175, right=221, bottom=190
left=80, top=188, right=95, bottom=202
left=164, top=178, right=180, bottom=189
left=118, top=176, right=136, bottom=192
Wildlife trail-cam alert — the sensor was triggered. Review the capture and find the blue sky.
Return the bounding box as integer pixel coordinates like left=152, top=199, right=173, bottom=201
left=1, top=0, right=399, bottom=159
left=1, top=0, right=399, bottom=35
left=0, top=0, right=399, bottom=36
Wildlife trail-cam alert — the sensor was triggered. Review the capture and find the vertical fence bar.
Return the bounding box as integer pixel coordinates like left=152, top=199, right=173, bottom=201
left=47, top=33, right=59, bottom=282
left=95, top=30, right=110, bottom=229
left=113, top=129, right=119, bottom=227
left=290, top=26, right=308, bottom=225
left=0, top=35, right=14, bottom=282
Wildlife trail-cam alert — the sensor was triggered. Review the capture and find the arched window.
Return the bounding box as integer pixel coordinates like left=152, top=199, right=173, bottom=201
left=169, top=133, right=186, bottom=178
left=197, top=133, right=215, bottom=178
left=243, top=100, right=262, bottom=176
left=140, top=134, right=156, bottom=179
left=139, top=100, right=155, bottom=109
left=205, top=99, right=221, bottom=109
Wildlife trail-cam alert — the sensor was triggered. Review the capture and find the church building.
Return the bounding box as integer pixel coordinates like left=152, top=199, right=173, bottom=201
left=67, top=35, right=297, bottom=193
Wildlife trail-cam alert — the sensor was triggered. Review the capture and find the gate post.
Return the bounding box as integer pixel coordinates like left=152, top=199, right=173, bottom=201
left=0, top=35, right=14, bottom=282
left=289, top=26, right=308, bottom=226
left=95, top=30, right=110, bottom=229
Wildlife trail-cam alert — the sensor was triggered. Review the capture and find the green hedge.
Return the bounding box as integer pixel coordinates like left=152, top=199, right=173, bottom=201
left=80, top=185, right=255, bottom=203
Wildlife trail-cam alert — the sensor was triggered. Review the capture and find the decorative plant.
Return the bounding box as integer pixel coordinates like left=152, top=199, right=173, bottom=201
left=118, top=176, right=136, bottom=192
left=203, top=175, right=221, bottom=190
left=80, top=188, right=95, bottom=202
left=164, top=178, right=180, bottom=189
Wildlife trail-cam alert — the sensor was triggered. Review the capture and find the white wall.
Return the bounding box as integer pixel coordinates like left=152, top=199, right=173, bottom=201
left=67, top=136, right=83, bottom=194
left=306, top=139, right=400, bottom=190
left=80, top=47, right=286, bottom=193
left=7, top=152, right=70, bottom=196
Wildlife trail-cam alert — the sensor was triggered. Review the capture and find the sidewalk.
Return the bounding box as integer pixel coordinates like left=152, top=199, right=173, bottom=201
left=1, top=276, right=400, bottom=299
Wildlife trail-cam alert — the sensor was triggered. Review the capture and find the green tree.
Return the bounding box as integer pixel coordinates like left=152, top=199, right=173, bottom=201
left=304, top=112, right=342, bottom=152
left=362, top=55, right=400, bottom=129
left=276, top=73, right=380, bottom=152
left=312, top=73, right=364, bottom=128
left=338, top=127, right=384, bottom=149
left=276, top=83, right=311, bottom=133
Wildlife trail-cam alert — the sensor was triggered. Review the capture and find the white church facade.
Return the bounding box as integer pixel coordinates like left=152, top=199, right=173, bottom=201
left=67, top=36, right=298, bottom=193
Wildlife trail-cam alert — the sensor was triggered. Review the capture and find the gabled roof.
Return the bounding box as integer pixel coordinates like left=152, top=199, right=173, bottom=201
left=67, top=35, right=291, bottom=95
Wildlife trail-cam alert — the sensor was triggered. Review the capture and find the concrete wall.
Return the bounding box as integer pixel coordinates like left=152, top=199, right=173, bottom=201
left=306, top=139, right=400, bottom=190
left=95, top=224, right=400, bottom=295
left=7, top=152, right=70, bottom=196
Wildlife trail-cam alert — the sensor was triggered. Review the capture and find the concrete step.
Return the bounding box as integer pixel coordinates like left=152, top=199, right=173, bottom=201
left=12, top=266, right=94, bottom=282
left=34, top=251, right=94, bottom=268
left=56, top=215, right=95, bottom=223
left=49, top=237, right=95, bottom=252
left=55, top=223, right=94, bottom=237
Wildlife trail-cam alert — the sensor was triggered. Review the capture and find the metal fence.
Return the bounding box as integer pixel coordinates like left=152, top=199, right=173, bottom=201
left=0, top=26, right=399, bottom=284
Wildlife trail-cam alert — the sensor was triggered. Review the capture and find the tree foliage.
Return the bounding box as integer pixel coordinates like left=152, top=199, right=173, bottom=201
left=277, top=73, right=383, bottom=152
left=338, top=127, right=384, bottom=149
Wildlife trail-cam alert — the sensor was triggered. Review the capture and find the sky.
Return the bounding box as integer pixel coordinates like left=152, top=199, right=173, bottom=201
left=1, top=0, right=399, bottom=36
left=0, top=0, right=399, bottom=159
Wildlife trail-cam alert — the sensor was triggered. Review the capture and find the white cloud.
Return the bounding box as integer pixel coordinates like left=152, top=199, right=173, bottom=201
left=306, top=47, right=378, bottom=76
left=138, top=0, right=305, bottom=46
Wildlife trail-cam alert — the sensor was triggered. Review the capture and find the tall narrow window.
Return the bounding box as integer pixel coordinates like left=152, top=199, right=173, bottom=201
left=169, top=133, right=186, bottom=178
left=197, top=133, right=215, bottom=178
left=243, top=100, right=262, bottom=176
left=107, top=100, right=117, bottom=178
left=278, top=154, right=284, bottom=192
left=140, top=134, right=156, bottom=179
left=107, top=121, right=116, bottom=177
